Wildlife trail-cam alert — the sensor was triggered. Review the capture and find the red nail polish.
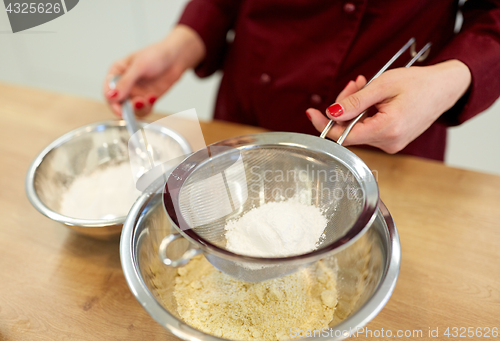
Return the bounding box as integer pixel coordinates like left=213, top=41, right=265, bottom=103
left=326, top=103, right=343, bottom=117
left=134, top=101, right=144, bottom=110
left=148, top=96, right=157, bottom=105
left=306, top=111, right=311, bottom=121
left=106, top=89, right=118, bottom=98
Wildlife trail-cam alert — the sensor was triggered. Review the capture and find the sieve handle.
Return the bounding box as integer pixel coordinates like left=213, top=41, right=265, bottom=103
left=158, top=233, right=203, bottom=267
left=320, top=38, right=432, bottom=145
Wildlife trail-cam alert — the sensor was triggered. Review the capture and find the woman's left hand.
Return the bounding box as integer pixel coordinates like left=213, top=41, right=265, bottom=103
left=306, top=60, right=471, bottom=153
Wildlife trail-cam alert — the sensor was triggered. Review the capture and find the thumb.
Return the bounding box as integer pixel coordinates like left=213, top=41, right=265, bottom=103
left=326, top=82, right=385, bottom=122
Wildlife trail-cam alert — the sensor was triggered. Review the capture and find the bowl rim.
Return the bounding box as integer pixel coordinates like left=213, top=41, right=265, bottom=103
left=25, top=119, right=192, bottom=228
left=120, top=184, right=401, bottom=341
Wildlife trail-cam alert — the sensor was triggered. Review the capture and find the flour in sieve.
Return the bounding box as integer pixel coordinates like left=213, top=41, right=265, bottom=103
left=224, top=198, right=327, bottom=257
left=59, top=162, right=141, bottom=219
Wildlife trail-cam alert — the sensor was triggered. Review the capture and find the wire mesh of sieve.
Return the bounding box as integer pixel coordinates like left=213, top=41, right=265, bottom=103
left=163, top=133, right=379, bottom=281
left=178, top=145, right=364, bottom=247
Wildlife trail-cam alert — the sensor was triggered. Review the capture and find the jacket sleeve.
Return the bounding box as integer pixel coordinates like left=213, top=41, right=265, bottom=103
left=177, top=0, right=242, bottom=77
left=433, top=0, right=500, bottom=126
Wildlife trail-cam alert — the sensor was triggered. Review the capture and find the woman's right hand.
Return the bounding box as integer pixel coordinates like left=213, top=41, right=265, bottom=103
left=103, top=24, right=206, bottom=117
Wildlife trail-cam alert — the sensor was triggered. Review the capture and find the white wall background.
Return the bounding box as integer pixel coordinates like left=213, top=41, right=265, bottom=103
left=0, top=0, right=222, bottom=121
left=1, top=0, right=499, bottom=174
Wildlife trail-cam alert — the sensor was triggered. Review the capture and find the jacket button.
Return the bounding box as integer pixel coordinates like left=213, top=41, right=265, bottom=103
left=343, top=2, right=356, bottom=13
left=310, top=94, right=322, bottom=104
left=260, top=73, right=271, bottom=84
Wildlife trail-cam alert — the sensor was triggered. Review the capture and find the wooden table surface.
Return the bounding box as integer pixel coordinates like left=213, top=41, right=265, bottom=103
left=1, top=82, right=499, bottom=341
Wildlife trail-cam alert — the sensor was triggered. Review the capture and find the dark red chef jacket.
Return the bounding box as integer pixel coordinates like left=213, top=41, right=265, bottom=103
left=178, top=0, right=500, bottom=161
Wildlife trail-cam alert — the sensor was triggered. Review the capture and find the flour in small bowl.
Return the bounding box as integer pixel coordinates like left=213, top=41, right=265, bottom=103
left=224, top=199, right=327, bottom=257
left=59, top=162, right=141, bottom=219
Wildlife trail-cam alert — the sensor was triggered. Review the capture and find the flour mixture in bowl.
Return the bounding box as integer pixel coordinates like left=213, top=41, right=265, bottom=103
left=165, top=256, right=337, bottom=341
left=59, top=162, right=141, bottom=219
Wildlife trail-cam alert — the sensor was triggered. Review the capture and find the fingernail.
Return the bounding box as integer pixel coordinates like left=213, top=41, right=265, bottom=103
left=106, top=89, right=118, bottom=98
left=326, top=103, right=344, bottom=117
left=306, top=111, right=312, bottom=121
left=134, top=101, right=144, bottom=110
left=148, top=96, right=157, bottom=105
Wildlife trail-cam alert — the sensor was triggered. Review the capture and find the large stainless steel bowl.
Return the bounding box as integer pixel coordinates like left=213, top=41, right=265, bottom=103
left=120, top=180, right=401, bottom=340
left=25, top=120, right=191, bottom=240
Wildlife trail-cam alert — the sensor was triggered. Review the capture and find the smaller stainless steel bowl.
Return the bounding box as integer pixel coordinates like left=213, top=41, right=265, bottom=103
left=25, top=120, right=191, bottom=240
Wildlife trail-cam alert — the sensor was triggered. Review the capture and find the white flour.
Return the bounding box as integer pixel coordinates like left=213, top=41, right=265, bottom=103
left=224, top=199, right=327, bottom=257
left=59, top=162, right=141, bottom=219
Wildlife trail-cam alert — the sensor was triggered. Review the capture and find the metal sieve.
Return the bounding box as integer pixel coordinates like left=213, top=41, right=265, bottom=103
left=161, top=133, right=379, bottom=282
left=159, top=38, right=430, bottom=282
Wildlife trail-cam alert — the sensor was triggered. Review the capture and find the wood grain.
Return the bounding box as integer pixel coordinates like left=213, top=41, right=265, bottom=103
left=0, top=82, right=499, bottom=340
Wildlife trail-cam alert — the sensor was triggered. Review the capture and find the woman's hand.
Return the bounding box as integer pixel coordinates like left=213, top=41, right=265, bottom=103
left=306, top=60, right=471, bottom=153
left=103, top=24, right=205, bottom=117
